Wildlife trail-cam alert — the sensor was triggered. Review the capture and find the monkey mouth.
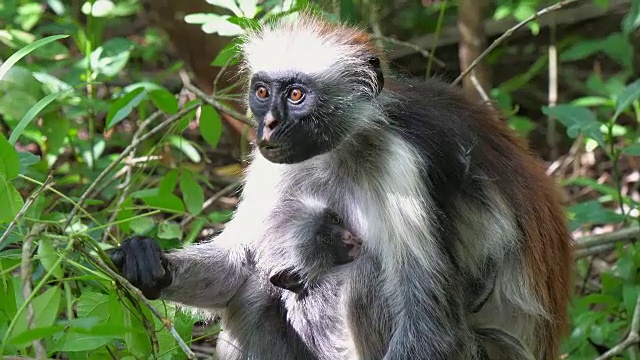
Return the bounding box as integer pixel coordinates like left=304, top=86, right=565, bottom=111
left=258, top=142, right=291, bottom=163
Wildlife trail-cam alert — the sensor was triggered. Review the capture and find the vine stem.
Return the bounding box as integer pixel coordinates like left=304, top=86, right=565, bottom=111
left=453, top=0, right=579, bottom=86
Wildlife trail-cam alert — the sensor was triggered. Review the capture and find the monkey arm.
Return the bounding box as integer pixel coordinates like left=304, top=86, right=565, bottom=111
left=159, top=241, right=252, bottom=309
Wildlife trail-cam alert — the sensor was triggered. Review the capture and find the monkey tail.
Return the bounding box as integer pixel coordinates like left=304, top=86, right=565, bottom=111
left=474, top=326, right=536, bottom=360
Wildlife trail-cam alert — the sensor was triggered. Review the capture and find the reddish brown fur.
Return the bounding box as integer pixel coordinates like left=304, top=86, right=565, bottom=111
left=469, top=103, right=573, bottom=360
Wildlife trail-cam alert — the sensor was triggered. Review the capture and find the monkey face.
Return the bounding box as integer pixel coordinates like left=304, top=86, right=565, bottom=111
left=247, top=56, right=384, bottom=164
left=248, top=71, right=345, bottom=164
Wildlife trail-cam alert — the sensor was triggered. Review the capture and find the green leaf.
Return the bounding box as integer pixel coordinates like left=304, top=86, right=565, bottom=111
left=0, top=34, right=69, bottom=81
left=9, top=90, right=72, bottom=145
left=76, top=292, right=110, bottom=320
left=37, top=237, right=63, bottom=280
left=134, top=190, right=185, bottom=213
left=168, top=136, right=202, bottom=163
left=614, top=79, right=640, bottom=120
left=10, top=286, right=62, bottom=341
left=157, top=222, right=182, bottom=240
left=159, top=168, right=180, bottom=195
left=623, top=144, right=640, bottom=156
left=130, top=217, right=155, bottom=234
left=180, top=170, right=204, bottom=215
left=8, top=325, right=65, bottom=348
left=54, top=332, right=119, bottom=352
left=560, top=39, right=602, bottom=62
left=18, top=151, right=40, bottom=174
left=541, top=105, right=605, bottom=149
left=0, top=134, right=20, bottom=179
left=106, top=87, right=146, bottom=129
left=123, top=298, right=152, bottom=357
left=211, top=38, right=242, bottom=67
left=149, top=88, right=178, bottom=114
left=90, top=37, right=134, bottom=77
left=0, top=176, right=24, bottom=223
left=199, top=105, right=223, bottom=149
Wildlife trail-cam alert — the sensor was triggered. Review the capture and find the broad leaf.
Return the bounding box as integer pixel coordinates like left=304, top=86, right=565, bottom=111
left=541, top=105, right=605, bottom=149
left=90, top=37, right=133, bottom=77
left=149, top=88, right=178, bottom=114
left=0, top=176, right=24, bottom=223
left=130, top=217, right=155, bottom=234
left=199, top=105, right=223, bottom=149
left=623, top=144, right=640, bottom=156
left=180, top=170, right=204, bottom=215
left=106, top=87, right=146, bottom=129
left=76, top=292, right=110, bottom=321
left=10, top=286, right=62, bottom=341
left=158, top=222, right=182, bottom=240
left=37, top=237, right=63, bottom=279
left=614, top=79, right=640, bottom=120
left=168, top=136, right=202, bottom=163
left=0, top=134, right=20, bottom=179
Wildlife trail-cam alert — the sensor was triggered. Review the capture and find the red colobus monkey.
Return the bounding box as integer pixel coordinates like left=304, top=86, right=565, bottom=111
left=110, top=14, right=572, bottom=360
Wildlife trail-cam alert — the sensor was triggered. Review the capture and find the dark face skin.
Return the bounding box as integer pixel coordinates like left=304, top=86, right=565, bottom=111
left=248, top=71, right=340, bottom=164
left=269, top=209, right=362, bottom=293
left=248, top=57, right=384, bottom=164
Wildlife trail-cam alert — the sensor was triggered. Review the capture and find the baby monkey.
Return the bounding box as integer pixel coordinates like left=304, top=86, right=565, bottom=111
left=269, top=208, right=361, bottom=292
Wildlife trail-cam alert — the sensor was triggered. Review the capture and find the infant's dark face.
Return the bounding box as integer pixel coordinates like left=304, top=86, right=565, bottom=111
left=316, top=210, right=362, bottom=265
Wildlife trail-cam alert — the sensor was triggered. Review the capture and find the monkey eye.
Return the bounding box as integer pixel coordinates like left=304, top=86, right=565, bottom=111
left=318, top=234, right=332, bottom=246
left=287, top=87, right=305, bottom=104
left=256, top=85, right=269, bottom=100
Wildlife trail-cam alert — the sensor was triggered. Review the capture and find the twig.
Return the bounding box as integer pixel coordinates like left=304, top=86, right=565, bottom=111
left=78, top=248, right=197, bottom=360
left=453, top=0, right=579, bottom=85
left=62, top=103, right=201, bottom=231
left=574, top=226, right=640, bottom=258
left=183, top=83, right=255, bottom=127
left=0, top=173, right=53, bottom=248
left=180, top=181, right=241, bottom=227
left=469, top=72, right=491, bottom=103
left=101, top=112, right=163, bottom=243
left=547, top=13, right=559, bottom=159
left=371, top=35, right=446, bottom=67
left=20, top=224, right=48, bottom=360
left=595, top=294, right=640, bottom=359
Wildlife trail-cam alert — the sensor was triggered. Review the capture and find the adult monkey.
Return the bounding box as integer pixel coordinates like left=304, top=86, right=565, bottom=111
left=110, top=14, right=572, bottom=359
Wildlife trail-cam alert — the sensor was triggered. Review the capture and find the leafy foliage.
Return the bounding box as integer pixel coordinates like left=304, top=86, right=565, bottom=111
left=0, top=0, right=639, bottom=359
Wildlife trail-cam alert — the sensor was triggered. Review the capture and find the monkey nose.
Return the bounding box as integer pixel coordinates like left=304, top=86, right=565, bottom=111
left=262, top=116, right=279, bottom=141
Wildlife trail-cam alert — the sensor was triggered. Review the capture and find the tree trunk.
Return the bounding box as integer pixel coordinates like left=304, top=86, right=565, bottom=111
left=457, top=0, right=492, bottom=102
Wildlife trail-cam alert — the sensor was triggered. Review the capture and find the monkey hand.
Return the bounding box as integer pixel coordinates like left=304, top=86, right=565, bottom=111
left=108, top=236, right=173, bottom=300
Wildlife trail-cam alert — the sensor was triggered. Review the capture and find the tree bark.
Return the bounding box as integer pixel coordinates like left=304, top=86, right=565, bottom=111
left=457, top=0, right=492, bottom=102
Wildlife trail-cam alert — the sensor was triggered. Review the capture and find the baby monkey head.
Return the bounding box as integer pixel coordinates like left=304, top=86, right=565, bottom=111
left=242, top=15, right=386, bottom=164
left=269, top=207, right=362, bottom=293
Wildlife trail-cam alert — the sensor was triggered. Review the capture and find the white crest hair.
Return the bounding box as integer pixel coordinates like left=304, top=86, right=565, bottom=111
left=240, top=14, right=381, bottom=89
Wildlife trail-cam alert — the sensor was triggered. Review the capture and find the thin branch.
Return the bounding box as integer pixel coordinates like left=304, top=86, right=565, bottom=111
left=371, top=35, right=446, bottom=68
left=453, top=0, right=579, bottom=86
left=574, top=226, right=640, bottom=258
left=20, top=224, right=48, bottom=360
left=78, top=247, right=197, bottom=360
left=183, top=83, right=255, bottom=127
left=0, top=173, right=53, bottom=248
left=595, top=294, right=640, bottom=359
left=62, top=103, right=201, bottom=231
left=469, top=72, right=491, bottom=103
left=180, top=180, right=242, bottom=227
left=547, top=13, right=559, bottom=159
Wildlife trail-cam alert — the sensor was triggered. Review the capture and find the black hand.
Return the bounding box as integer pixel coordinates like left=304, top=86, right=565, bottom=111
left=109, top=236, right=173, bottom=300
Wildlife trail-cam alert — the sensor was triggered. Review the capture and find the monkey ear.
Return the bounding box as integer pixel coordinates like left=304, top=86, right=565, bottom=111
left=367, top=56, right=384, bottom=96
